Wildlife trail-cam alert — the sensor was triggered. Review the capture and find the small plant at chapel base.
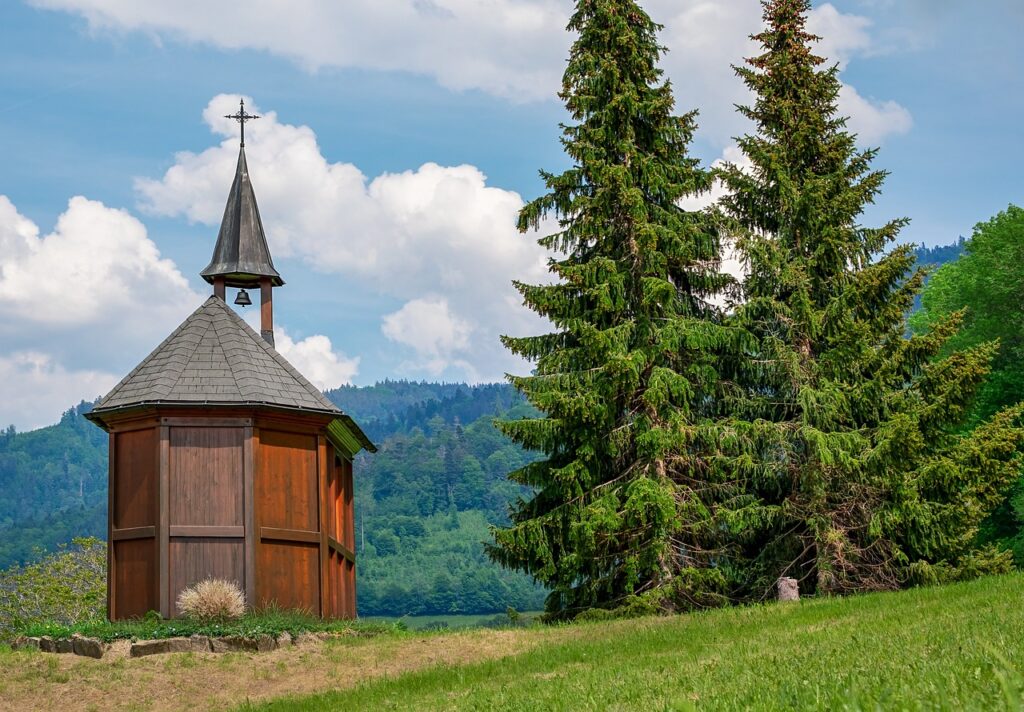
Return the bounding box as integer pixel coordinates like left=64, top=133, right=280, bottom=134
left=176, top=579, right=246, bottom=622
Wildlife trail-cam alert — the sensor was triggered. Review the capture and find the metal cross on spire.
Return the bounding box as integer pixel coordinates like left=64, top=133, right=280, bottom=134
left=224, top=98, right=260, bottom=148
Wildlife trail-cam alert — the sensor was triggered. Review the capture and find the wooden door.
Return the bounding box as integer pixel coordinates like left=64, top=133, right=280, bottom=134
left=167, top=426, right=246, bottom=616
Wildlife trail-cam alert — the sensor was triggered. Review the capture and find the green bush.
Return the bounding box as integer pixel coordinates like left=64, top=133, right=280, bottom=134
left=0, top=537, right=105, bottom=640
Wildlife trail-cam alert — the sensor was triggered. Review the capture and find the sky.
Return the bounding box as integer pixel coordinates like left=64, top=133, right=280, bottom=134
left=0, top=0, right=1021, bottom=430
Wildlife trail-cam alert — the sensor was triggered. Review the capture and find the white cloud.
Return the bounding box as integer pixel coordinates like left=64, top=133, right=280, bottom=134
left=838, top=83, right=913, bottom=146
left=0, top=352, right=119, bottom=431
left=139, top=95, right=550, bottom=381
left=36, top=0, right=912, bottom=146
left=29, top=0, right=569, bottom=101
left=381, top=297, right=475, bottom=377
left=808, top=3, right=874, bottom=70
left=274, top=330, right=360, bottom=391
left=0, top=195, right=196, bottom=327
left=236, top=309, right=360, bottom=390
left=0, top=194, right=203, bottom=429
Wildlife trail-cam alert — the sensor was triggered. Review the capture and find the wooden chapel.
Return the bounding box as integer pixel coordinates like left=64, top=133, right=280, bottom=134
left=87, top=101, right=374, bottom=621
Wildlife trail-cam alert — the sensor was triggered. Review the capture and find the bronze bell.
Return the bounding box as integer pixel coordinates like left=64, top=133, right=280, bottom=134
left=234, top=289, right=252, bottom=307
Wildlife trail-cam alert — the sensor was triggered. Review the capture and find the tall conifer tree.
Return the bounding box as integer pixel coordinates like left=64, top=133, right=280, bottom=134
left=488, top=0, right=743, bottom=617
left=719, top=0, right=1024, bottom=596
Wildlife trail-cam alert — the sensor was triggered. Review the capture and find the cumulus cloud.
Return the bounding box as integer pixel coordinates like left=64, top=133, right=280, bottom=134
left=241, top=310, right=361, bottom=390
left=36, top=0, right=912, bottom=146
left=0, top=193, right=201, bottom=428
left=0, top=352, right=119, bottom=431
left=274, top=330, right=361, bottom=391
left=381, top=297, right=475, bottom=377
left=838, top=83, right=913, bottom=146
left=29, top=0, right=568, bottom=101
left=0, top=194, right=196, bottom=327
left=139, top=95, right=550, bottom=380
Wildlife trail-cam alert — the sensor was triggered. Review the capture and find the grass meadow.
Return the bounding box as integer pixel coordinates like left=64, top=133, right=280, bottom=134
left=245, top=573, right=1024, bottom=711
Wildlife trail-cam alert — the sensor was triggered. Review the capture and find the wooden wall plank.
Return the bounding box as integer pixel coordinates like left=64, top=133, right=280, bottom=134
left=169, top=427, right=244, bottom=527
left=168, top=538, right=245, bottom=616
left=158, top=425, right=170, bottom=618
left=161, top=417, right=252, bottom=428
left=256, top=430, right=318, bottom=531
left=107, top=433, right=115, bottom=621
left=260, top=527, right=320, bottom=544
left=255, top=541, right=320, bottom=614
left=169, top=525, right=244, bottom=538
left=318, top=437, right=329, bottom=618
left=113, top=538, right=156, bottom=619
left=114, top=428, right=157, bottom=529
left=244, top=426, right=255, bottom=610
left=111, top=526, right=156, bottom=541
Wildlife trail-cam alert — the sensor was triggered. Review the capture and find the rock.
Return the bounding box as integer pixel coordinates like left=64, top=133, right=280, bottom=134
left=129, top=638, right=192, bottom=658
left=210, top=636, right=258, bottom=653
left=12, top=636, right=41, bottom=651
left=54, top=638, right=74, bottom=654
left=294, top=632, right=322, bottom=648
left=777, top=577, right=800, bottom=602
left=71, top=635, right=105, bottom=659
left=255, top=634, right=277, bottom=653
left=276, top=631, right=293, bottom=648
left=38, top=637, right=57, bottom=653
left=190, top=635, right=211, bottom=653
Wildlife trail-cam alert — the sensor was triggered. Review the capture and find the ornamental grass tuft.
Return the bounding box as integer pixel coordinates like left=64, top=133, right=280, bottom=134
left=176, top=579, right=245, bottom=622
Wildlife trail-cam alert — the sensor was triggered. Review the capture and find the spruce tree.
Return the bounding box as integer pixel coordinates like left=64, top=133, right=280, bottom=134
left=488, top=0, right=743, bottom=617
left=719, top=0, right=1024, bottom=596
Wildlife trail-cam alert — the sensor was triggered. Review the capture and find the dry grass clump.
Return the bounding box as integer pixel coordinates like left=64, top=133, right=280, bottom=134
left=177, top=578, right=246, bottom=621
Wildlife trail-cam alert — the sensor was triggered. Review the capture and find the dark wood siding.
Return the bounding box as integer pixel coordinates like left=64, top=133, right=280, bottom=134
left=113, top=538, right=156, bottom=619
left=167, top=426, right=246, bottom=613
left=114, top=428, right=157, bottom=529
left=169, top=427, right=244, bottom=526
left=256, top=429, right=321, bottom=614
left=111, top=428, right=158, bottom=618
left=169, top=538, right=246, bottom=616
left=325, top=454, right=356, bottom=619
left=257, top=430, right=318, bottom=531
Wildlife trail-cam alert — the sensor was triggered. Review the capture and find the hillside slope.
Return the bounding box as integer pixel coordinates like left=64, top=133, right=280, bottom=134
left=255, top=573, right=1024, bottom=711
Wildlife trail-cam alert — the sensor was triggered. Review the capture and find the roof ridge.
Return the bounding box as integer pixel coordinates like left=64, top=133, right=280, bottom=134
left=95, top=298, right=211, bottom=409
left=210, top=297, right=339, bottom=411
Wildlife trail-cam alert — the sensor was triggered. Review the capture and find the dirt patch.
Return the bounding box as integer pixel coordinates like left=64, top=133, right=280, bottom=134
left=0, top=628, right=559, bottom=712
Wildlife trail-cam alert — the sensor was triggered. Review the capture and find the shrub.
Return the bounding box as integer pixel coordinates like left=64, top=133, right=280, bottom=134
left=0, top=537, right=105, bottom=641
left=176, top=579, right=245, bottom=621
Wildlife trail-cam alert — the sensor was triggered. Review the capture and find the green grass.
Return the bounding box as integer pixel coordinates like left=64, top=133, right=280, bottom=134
left=245, top=574, right=1024, bottom=711
left=20, top=608, right=401, bottom=643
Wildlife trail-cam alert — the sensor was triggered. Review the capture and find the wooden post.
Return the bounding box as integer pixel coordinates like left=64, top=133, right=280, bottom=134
left=158, top=426, right=170, bottom=618
left=260, top=277, right=273, bottom=346
left=107, top=433, right=116, bottom=621
left=214, top=276, right=226, bottom=301
left=243, top=425, right=256, bottom=611
left=317, top=435, right=330, bottom=618
left=157, top=428, right=169, bottom=618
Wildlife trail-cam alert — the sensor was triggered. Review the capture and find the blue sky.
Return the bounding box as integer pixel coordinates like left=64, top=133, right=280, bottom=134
left=0, top=0, right=1021, bottom=429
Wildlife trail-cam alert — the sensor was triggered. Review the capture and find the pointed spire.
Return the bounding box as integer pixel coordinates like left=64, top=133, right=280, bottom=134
left=200, top=145, right=283, bottom=288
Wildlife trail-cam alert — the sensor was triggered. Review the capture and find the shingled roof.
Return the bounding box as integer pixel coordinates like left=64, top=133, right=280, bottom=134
left=88, top=296, right=373, bottom=451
